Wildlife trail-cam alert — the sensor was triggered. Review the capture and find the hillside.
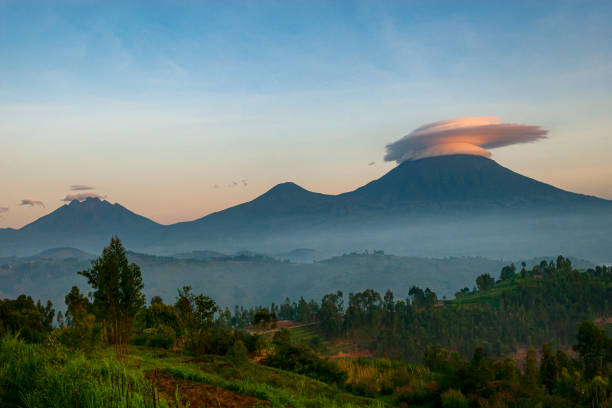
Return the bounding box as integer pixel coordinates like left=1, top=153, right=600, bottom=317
left=0, top=247, right=593, bottom=314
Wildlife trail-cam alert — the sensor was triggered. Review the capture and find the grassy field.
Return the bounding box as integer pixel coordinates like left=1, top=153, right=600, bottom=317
left=125, top=346, right=386, bottom=407
left=0, top=333, right=386, bottom=408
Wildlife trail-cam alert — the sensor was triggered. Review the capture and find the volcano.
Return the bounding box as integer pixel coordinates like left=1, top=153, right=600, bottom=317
left=2, top=155, right=611, bottom=259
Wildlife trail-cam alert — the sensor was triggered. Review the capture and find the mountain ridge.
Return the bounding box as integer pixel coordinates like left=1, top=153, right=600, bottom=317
left=2, top=155, right=611, bottom=258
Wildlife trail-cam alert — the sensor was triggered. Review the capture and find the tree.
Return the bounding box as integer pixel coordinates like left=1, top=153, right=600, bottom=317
left=522, top=347, right=540, bottom=395
left=175, top=286, right=218, bottom=352
left=0, top=295, right=54, bottom=342
left=573, top=321, right=611, bottom=379
left=476, top=273, right=495, bottom=291
left=318, top=291, right=344, bottom=338
left=65, top=286, right=91, bottom=327
left=500, top=264, right=516, bottom=281
left=79, top=236, right=144, bottom=358
left=540, top=343, right=558, bottom=392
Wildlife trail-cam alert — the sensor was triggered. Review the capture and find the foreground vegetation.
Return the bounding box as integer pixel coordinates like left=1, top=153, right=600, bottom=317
left=1, top=237, right=611, bottom=407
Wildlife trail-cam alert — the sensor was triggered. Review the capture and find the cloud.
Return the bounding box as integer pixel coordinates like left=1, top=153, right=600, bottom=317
left=20, top=199, right=45, bottom=208
left=368, top=162, right=375, bottom=166
left=0, top=207, right=8, bottom=218
left=70, top=185, right=95, bottom=191
left=212, top=179, right=248, bottom=189
left=61, top=193, right=105, bottom=202
left=384, top=116, right=548, bottom=163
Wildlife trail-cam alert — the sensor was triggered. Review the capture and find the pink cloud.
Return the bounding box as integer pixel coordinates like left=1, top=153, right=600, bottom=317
left=385, top=116, right=548, bottom=163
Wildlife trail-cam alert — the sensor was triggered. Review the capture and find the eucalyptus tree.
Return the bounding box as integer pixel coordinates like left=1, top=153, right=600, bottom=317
left=79, top=236, right=144, bottom=358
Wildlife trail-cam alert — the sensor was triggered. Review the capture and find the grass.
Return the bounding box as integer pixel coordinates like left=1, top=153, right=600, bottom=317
left=125, top=346, right=387, bottom=407
left=0, top=333, right=388, bottom=407
left=0, top=334, right=169, bottom=408
left=290, top=325, right=319, bottom=343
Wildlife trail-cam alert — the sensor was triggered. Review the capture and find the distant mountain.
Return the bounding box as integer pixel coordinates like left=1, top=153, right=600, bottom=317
left=21, top=197, right=161, bottom=235
left=2, top=155, right=611, bottom=260
left=2, top=198, right=164, bottom=256
left=30, top=247, right=94, bottom=262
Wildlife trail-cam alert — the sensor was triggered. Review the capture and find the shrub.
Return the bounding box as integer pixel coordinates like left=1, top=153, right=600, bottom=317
left=441, top=388, right=469, bottom=408
left=227, top=340, right=249, bottom=365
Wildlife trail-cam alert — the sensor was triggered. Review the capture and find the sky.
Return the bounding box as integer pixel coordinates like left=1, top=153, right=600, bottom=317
left=1, top=0, right=611, bottom=228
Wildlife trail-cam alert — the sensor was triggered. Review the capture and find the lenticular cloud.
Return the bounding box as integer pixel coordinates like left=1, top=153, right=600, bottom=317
left=384, top=116, right=548, bottom=163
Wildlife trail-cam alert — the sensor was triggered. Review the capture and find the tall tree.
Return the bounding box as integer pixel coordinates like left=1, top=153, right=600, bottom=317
left=175, top=286, right=218, bottom=352
left=79, top=236, right=144, bottom=358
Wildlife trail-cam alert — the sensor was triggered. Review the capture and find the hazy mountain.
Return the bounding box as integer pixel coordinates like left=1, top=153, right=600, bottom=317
left=2, top=155, right=611, bottom=260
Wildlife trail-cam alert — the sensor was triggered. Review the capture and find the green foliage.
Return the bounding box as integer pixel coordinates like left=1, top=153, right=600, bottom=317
left=318, top=291, right=344, bottom=338
left=573, top=321, right=612, bottom=379
left=0, top=294, right=54, bottom=343
left=440, top=389, right=469, bottom=408
left=175, top=285, right=218, bottom=352
left=79, top=236, right=145, bottom=357
left=315, top=258, right=612, bottom=360
left=265, top=329, right=348, bottom=386
left=227, top=339, right=249, bottom=365
left=476, top=273, right=495, bottom=291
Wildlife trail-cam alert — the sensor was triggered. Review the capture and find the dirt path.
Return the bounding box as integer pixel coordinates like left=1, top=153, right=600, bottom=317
left=145, top=369, right=269, bottom=408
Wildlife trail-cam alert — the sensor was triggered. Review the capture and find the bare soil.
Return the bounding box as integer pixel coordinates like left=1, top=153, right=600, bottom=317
left=145, top=369, right=269, bottom=408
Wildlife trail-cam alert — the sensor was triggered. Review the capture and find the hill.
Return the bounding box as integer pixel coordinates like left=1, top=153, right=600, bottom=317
left=3, top=249, right=584, bottom=311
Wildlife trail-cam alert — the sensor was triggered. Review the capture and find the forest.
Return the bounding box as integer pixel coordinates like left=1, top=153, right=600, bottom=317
left=1, top=237, right=611, bottom=407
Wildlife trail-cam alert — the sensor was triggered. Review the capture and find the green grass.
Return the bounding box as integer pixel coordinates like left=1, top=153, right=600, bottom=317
left=290, top=325, right=319, bottom=343
left=449, top=278, right=521, bottom=307
left=0, top=334, right=169, bottom=408
left=0, top=333, right=387, bottom=407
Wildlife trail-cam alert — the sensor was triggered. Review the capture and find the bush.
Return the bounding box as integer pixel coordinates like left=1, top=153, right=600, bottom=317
left=441, top=388, right=469, bottom=408
left=227, top=340, right=249, bottom=365
left=264, top=342, right=347, bottom=386
left=142, top=324, right=176, bottom=349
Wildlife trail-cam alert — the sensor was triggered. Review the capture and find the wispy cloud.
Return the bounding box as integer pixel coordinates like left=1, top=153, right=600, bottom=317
left=70, top=184, right=95, bottom=191
left=385, top=117, right=548, bottom=163
left=212, top=179, right=248, bottom=189
left=368, top=162, right=375, bottom=166
left=61, top=192, right=105, bottom=202
left=20, top=199, right=45, bottom=208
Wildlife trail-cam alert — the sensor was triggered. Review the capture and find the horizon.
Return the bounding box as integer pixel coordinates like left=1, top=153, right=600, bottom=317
left=2, top=1, right=612, bottom=229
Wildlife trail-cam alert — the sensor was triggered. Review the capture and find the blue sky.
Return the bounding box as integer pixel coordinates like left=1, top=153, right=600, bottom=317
left=1, top=1, right=611, bottom=227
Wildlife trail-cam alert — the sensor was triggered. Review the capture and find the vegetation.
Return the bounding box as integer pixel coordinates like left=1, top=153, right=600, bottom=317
left=1, top=239, right=611, bottom=407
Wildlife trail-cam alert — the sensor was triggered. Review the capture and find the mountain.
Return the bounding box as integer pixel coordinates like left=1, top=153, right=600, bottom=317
left=21, top=197, right=161, bottom=235
left=342, top=154, right=604, bottom=209
left=2, top=155, right=611, bottom=260
left=2, top=197, right=164, bottom=256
